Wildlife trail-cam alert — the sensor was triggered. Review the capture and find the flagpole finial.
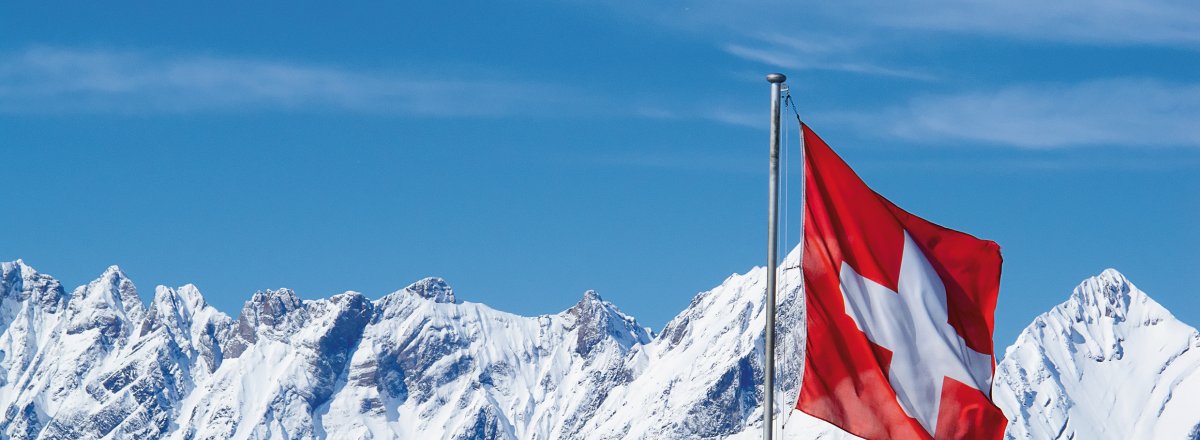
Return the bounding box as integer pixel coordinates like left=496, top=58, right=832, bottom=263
left=766, top=73, right=787, bottom=83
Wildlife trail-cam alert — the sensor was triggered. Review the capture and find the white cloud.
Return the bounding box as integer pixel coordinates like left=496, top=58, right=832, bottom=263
left=0, top=46, right=776, bottom=128
left=866, top=0, right=1200, bottom=46
left=703, top=108, right=760, bottom=128
left=598, top=0, right=1200, bottom=89
left=630, top=103, right=762, bottom=129
left=0, top=47, right=580, bottom=116
left=613, top=0, right=1200, bottom=48
left=870, top=79, right=1200, bottom=148
left=720, top=33, right=936, bottom=80
left=584, top=150, right=759, bottom=173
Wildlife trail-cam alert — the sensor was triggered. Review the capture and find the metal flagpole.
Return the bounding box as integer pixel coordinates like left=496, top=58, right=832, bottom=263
left=764, top=72, right=786, bottom=440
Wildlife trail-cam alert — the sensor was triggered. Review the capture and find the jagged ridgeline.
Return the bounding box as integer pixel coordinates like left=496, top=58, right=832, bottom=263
left=0, top=253, right=801, bottom=440
left=0, top=255, right=1196, bottom=439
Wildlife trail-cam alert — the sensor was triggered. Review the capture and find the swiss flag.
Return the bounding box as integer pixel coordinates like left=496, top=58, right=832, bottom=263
left=796, top=124, right=1007, bottom=439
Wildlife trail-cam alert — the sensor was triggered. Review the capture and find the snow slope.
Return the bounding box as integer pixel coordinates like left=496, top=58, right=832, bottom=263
left=0, top=256, right=1193, bottom=439
left=994, top=269, right=1200, bottom=439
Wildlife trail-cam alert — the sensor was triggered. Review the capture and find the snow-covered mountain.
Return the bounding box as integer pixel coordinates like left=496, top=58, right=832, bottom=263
left=993, top=269, right=1200, bottom=439
left=0, top=256, right=1194, bottom=439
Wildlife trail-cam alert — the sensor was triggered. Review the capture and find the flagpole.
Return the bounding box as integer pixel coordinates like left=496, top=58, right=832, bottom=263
left=764, top=72, right=786, bottom=440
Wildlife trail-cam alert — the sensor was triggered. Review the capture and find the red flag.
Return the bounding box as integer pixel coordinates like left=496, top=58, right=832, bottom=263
left=796, top=124, right=1007, bottom=440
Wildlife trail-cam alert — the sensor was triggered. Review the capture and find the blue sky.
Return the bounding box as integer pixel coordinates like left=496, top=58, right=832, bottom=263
left=2, top=1, right=1197, bottom=347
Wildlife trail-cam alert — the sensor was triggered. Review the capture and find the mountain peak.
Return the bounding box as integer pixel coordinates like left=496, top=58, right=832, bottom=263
left=83, top=265, right=140, bottom=308
left=102, top=264, right=126, bottom=278
left=150, top=284, right=209, bottom=318
left=565, top=290, right=607, bottom=318
left=224, top=288, right=306, bottom=356
left=1084, top=268, right=1132, bottom=294
left=176, top=283, right=207, bottom=309
left=142, top=284, right=212, bottom=338
left=996, top=269, right=1200, bottom=439
left=7, top=258, right=35, bottom=272
left=403, top=277, right=455, bottom=303
left=2, top=259, right=35, bottom=281
left=242, top=288, right=303, bottom=324
left=64, top=264, right=144, bottom=339
left=564, top=290, right=651, bottom=357
left=0, top=259, right=66, bottom=310
left=1068, top=268, right=1142, bottom=323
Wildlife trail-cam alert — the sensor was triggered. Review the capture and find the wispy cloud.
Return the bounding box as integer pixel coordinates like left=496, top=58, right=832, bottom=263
left=600, top=0, right=1199, bottom=97
left=614, top=0, right=1200, bottom=48
left=721, top=34, right=936, bottom=81
left=860, top=79, right=1200, bottom=148
left=633, top=104, right=762, bottom=129
left=0, top=47, right=580, bottom=116
left=865, top=0, right=1200, bottom=47
left=583, top=150, right=760, bottom=173
left=846, top=155, right=1200, bottom=172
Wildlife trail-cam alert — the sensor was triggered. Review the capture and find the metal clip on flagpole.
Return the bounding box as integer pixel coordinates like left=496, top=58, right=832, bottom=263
left=764, top=72, right=786, bottom=440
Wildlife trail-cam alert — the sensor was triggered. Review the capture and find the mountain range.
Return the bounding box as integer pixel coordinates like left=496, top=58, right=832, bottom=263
left=0, top=249, right=1195, bottom=439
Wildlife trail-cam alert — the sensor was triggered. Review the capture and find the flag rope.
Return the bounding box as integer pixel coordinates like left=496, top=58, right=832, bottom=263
left=778, top=90, right=790, bottom=440
left=779, top=90, right=805, bottom=438
left=773, top=87, right=805, bottom=438
left=782, top=91, right=804, bottom=272
left=782, top=94, right=789, bottom=268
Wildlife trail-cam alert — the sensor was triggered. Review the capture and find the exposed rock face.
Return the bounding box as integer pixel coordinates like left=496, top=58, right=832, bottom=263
left=0, top=262, right=232, bottom=440
left=402, top=277, right=455, bottom=304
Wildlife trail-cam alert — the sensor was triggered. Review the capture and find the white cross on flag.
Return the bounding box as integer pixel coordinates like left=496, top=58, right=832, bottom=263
left=796, top=124, right=1007, bottom=440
